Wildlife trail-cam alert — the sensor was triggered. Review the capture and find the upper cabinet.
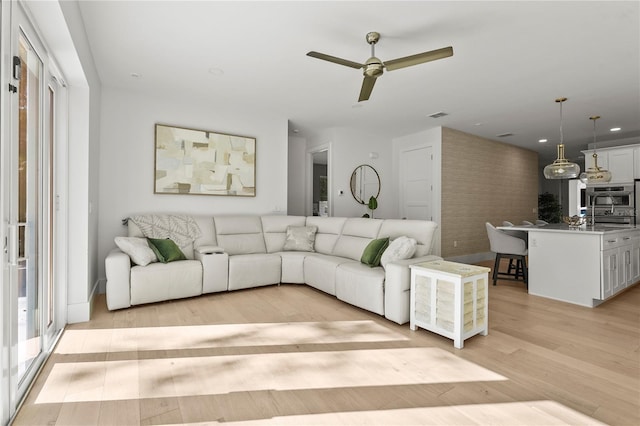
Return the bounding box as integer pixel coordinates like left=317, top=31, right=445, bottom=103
left=607, top=147, right=635, bottom=183
left=582, top=145, right=637, bottom=184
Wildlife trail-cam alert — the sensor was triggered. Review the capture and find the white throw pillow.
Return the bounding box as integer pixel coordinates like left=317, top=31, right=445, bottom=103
left=283, top=225, right=318, bottom=252
left=380, top=236, right=417, bottom=269
left=115, top=236, right=158, bottom=266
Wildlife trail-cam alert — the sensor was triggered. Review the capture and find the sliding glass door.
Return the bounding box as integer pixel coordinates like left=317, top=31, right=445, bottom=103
left=1, top=2, right=64, bottom=422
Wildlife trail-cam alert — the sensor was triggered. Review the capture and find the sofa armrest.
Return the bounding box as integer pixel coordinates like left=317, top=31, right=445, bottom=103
left=105, top=248, right=132, bottom=310
left=195, top=251, right=229, bottom=293
left=383, top=254, right=442, bottom=324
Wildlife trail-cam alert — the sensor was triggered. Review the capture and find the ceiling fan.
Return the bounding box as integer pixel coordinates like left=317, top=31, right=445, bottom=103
left=307, top=32, right=453, bottom=102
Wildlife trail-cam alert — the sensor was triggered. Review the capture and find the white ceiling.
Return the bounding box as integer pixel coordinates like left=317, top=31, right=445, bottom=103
left=77, top=1, right=640, bottom=164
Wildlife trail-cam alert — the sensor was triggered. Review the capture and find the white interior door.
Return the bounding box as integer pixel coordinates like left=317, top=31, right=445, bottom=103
left=400, top=146, right=433, bottom=220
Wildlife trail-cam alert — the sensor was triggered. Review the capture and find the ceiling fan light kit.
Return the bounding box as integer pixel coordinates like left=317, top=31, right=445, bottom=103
left=307, top=31, right=453, bottom=102
left=543, top=97, right=581, bottom=180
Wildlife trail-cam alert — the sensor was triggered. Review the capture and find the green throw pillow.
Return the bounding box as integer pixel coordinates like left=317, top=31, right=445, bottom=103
left=361, top=237, right=390, bottom=267
left=147, top=238, right=187, bottom=263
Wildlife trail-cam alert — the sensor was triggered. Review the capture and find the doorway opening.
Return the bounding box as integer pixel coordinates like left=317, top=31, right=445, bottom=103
left=307, top=145, right=331, bottom=217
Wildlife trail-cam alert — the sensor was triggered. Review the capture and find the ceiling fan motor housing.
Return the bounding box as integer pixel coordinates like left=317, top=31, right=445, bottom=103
left=364, top=57, right=384, bottom=77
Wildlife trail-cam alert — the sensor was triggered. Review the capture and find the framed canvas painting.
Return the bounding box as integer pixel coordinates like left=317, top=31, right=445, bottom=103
left=154, top=124, right=256, bottom=196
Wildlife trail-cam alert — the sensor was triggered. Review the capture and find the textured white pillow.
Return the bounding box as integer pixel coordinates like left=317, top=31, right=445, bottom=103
left=380, top=236, right=417, bottom=269
left=115, top=236, right=158, bottom=266
left=283, top=225, right=318, bottom=252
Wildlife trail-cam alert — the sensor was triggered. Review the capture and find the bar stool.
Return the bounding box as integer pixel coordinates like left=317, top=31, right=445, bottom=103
left=485, top=222, right=528, bottom=287
left=501, top=221, right=528, bottom=275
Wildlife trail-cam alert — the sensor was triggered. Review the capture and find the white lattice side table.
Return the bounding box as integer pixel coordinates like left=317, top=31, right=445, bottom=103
left=410, top=260, right=490, bottom=349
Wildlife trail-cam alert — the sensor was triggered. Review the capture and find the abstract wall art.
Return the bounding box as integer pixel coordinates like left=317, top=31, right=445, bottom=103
left=154, top=124, right=256, bottom=196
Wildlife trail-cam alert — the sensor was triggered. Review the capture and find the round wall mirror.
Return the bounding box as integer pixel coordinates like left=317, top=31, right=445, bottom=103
left=350, top=164, right=380, bottom=204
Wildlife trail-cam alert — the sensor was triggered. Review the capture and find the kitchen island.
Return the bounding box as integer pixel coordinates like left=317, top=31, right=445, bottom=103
left=499, top=224, right=640, bottom=307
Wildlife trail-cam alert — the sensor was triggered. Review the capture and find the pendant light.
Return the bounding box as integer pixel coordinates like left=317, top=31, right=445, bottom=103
left=579, top=116, right=612, bottom=183
left=543, top=97, right=581, bottom=179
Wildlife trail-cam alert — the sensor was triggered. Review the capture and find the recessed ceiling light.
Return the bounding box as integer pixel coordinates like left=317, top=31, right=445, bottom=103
left=610, top=127, right=621, bottom=132
left=538, top=138, right=548, bottom=143
left=208, top=67, right=224, bottom=76
left=427, top=112, right=448, bottom=118
left=130, top=72, right=141, bottom=78
left=474, top=122, right=483, bottom=126
left=497, top=132, right=513, bottom=138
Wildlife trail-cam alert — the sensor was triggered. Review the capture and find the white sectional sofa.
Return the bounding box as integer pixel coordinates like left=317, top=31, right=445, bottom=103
left=105, top=214, right=440, bottom=325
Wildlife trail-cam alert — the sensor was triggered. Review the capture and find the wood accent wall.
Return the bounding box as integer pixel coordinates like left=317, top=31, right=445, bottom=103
left=441, top=128, right=538, bottom=258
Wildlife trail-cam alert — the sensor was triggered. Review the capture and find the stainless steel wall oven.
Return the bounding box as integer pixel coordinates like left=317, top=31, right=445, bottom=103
left=586, top=183, right=635, bottom=225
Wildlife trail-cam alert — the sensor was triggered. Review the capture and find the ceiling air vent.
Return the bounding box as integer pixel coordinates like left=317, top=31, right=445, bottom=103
left=497, top=132, right=514, bottom=137
left=427, top=112, right=448, bottom=119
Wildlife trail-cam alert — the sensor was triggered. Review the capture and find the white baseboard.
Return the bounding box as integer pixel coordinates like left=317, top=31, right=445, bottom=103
left=67, top=278, right=100, bottom=324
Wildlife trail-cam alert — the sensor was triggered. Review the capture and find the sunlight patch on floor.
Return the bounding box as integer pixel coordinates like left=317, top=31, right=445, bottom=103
left=163, top=401, right=605, bottom=425
left=36, top=347, right=506, bottom=404
left=55, top=320, right=408, bottom=354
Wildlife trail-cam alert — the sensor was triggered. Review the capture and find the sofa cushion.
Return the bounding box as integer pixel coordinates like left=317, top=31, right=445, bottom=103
left=279, top=251, right=309, bottom=284
left=335, top=262, right=386, bottom=315
left=227, top=253, right=281, bottom=290
left=214, top=216, right=266, bottom=255
left=332, top=218, right=384, bottom=261
left=380, top=236, right=417, bottom=269
left=130, top=260, right=202, bottom=305
left=261, top=215, right=307, bottom=253
left=306, top=217, right=346, bottom=255
left=114, top=236, right=157, bottom=266
left=283, top=225, right=317, bottom=252
left=191, top=216, right=218, bottom=248
left=303, top=254, right=354, bottom=295
left=361, top=237, right=389, bottom=267
left=148, top=238, right=187, bottom=263
left=378, top=219, right=437, bottom=257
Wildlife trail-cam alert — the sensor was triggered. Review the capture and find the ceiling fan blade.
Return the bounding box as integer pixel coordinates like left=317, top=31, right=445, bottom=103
left=384, top=46, right=453, bottom=71
left=307, top=51, right=363, bottom=69
left=358, top=76, right=377, bottom=102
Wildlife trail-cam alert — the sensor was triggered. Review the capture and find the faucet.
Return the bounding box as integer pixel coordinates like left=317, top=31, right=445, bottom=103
left=590, top=193, right=603, bottom=227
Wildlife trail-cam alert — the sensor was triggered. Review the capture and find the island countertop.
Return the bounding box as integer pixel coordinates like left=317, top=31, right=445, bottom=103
left=499, top=223, right=638, bottom=235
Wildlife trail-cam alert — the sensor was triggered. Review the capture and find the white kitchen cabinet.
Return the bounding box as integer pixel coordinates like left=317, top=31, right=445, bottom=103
left=601, top=246, right=617, bottom=299
left=583, top=145, right=637, bottom=183
left=601, top=231, right=638, bottom=299
left=632, top=235, right=640, bottom=284
left=607, top=148, right=635, bottom=183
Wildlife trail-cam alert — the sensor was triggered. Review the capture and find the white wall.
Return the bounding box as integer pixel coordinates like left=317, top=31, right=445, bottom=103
left=97, top=88, right=288, bottom=282
left=34, top=0, right=102, bottom=323
left=306, top=127, right=394, bottom=219
left=287, top=135, right=306, bottom=216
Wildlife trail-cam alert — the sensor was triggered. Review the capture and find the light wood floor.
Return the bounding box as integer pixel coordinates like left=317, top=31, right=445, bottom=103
left=13, top=260, right=640, bottom=425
